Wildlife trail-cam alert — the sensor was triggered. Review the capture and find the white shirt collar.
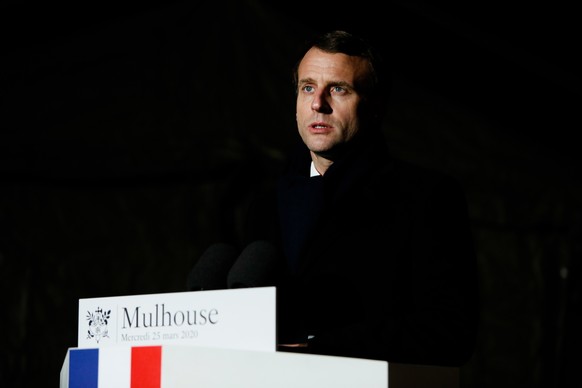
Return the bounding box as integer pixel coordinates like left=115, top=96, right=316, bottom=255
left=310, top=161, right=321, bottom=177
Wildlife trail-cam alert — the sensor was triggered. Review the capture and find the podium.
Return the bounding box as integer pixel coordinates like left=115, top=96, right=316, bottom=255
left=60, top=345, right=460, bottom=388
left=60, top=345, right=388, bottom=387
left=62, top=287, right=459, bottom=387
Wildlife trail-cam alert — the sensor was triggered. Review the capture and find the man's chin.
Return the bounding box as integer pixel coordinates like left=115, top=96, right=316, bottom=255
left=306, top=141, right=331, bottom=153
left=310, top=142, right=352, bottom=161
left=311, top=148, right=343, bottom=162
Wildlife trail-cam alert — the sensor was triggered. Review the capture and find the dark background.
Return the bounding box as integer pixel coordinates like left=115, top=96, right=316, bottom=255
left=1, top=1, right=581, bottom=387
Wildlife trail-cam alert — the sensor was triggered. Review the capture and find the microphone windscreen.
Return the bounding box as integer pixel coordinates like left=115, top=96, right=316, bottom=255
left=187, top=243, right=238, bottom=291
left=227, top=240, right=280, bottom=289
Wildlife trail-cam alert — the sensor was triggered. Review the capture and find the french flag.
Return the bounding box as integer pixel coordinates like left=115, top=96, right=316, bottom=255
left=61, top=343, right=390, bottom=388
left=64, top=346, right=161, bottom=388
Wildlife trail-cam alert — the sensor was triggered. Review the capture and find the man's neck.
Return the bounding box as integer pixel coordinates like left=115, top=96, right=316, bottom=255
left=310, top=151, right=333, bottom=176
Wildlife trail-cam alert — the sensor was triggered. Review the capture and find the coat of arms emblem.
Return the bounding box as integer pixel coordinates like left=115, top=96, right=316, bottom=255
left=86, top=307, right=111, bottom=343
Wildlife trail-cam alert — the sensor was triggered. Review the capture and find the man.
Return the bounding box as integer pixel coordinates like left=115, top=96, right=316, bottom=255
left=242, top=30, right=479, bottom=366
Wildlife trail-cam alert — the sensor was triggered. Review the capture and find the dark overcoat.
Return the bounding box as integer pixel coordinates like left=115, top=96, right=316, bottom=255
left=242, top=131, right=479, bottom=366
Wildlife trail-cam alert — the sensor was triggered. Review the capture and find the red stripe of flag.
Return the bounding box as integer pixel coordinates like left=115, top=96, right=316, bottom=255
left=131, top=346, right=162, bottom=388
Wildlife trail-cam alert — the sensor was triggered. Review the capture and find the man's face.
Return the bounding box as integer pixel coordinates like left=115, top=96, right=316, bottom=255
left=295, top=47, right=372, bottom=159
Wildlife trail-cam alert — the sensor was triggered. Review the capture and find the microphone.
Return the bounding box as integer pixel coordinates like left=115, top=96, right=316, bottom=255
left=186, top=243, right=238, bottom=291
left=227, top=240, right=280, bottom=289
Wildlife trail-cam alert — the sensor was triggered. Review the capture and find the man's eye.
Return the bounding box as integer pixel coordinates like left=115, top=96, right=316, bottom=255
left=303, top=85, right=314, bottom=92
left=331, top=86, right=345, bottom=93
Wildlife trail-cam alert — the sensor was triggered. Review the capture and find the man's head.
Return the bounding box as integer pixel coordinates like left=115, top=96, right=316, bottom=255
left=293, top=30, right=389, bottom=166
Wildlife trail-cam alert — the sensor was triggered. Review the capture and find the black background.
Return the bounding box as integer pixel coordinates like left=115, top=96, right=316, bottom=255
left=1, top=1, right=581, bottom=386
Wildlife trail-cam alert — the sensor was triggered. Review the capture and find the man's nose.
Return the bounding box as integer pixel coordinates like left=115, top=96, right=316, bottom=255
left=311, top=91, right=331, bottom=113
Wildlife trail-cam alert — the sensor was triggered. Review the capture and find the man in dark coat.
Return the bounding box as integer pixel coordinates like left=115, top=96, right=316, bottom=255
left=242, top=30, right=479, bottom=367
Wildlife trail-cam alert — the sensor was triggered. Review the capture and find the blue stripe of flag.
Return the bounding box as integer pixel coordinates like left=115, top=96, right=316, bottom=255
left=69, top=348, right=99, bottom=388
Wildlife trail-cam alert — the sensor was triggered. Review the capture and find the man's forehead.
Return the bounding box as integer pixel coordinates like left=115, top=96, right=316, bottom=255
left=298, top=48, right=371, bottom=85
